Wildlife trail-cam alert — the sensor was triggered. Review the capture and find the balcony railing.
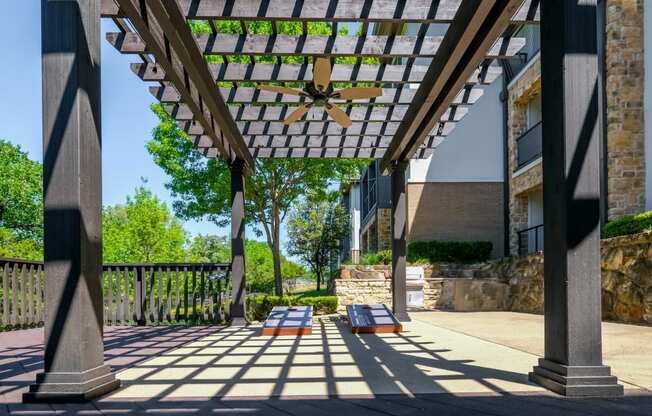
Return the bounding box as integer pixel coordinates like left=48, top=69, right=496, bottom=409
left=0, top=258, right=231, bottom=328
left=517, top=224, right=544, bottom=256
left=516, top=121, right=543, bottom=170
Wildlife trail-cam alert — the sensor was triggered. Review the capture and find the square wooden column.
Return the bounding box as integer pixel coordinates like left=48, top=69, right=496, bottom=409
left=529, top=0, right=622, bottom=397
left=24, top=0, right=120, bottom=402
left=391, top=162, right=410, bottom=322
left=229, top=160, right=247, bottom=325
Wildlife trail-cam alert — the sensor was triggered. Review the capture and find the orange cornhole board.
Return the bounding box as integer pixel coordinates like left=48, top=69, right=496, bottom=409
left=261, top=306, right=313, bottom=336
left=347, top=304, right=402, bottom=333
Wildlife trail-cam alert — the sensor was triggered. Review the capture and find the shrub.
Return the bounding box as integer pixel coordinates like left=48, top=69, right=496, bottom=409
left=376, top=249, right=392, bottom=265
left=602, top=211, right=652, bottom=239
left=359, top=249, right=392, bottom=265
left=359, top=251, right=380, bottom=265
left=407, top=240, right=493, bottom=263
left=246, top=294, right=338, bottom=321
left=294, top=296, right=338, bottom=315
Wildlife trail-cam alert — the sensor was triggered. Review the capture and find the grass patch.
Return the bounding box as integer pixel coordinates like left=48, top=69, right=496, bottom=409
left=247, top=293, right=338, bottom=321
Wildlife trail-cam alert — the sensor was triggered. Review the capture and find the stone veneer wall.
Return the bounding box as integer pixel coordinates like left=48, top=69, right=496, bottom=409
left=336, top=232, right=652, bottom=324
left=506, top=1, right=647, bottom=252
left=507, top=56, right=543, bottom=255
left=606, top=0, right=646, bottom=218
left=359, top=208, right=392, bottom=254
left=376, top=208, right=392, bottom=251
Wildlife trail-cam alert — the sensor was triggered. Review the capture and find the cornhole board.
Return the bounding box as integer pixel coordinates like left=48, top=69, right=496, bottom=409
left=347, top=304, right=402, bottom=333
left=261, top=306, right=313, bottom=336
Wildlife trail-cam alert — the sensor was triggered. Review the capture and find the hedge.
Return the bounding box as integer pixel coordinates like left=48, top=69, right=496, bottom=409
left=247, top=294, right=338, bottom=322
left=602, top=210, right=652, bottom=239
left=407, top=240, right=493, bottom=263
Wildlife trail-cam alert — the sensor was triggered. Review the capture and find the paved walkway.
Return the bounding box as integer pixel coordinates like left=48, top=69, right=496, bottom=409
left=411, top=311, right=652, bottom=391
left=1, top=314, right=651, bottom=415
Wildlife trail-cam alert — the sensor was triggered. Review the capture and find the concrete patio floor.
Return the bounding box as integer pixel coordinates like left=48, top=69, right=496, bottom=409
left=1, top=313, right=651, bottom=415
left=411, top=311, right=652, bottom=391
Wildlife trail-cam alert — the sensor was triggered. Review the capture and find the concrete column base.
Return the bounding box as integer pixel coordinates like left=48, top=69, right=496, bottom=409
left=394, top=312, right=411, bottom=322
left=529, top=359, right=623, bottom=397
left=230, top=316, right=249, bottom=327
left=23, top=364, right=120, bottom=403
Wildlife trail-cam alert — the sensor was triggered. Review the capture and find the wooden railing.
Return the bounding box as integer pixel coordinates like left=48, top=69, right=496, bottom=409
left=0, top=258, right=44, bottom=328
left=0, top=258, right=231, bottom=329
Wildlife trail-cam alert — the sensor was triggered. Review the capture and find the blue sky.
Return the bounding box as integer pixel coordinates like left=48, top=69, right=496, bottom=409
left=0, top=3, right=228, bottom=239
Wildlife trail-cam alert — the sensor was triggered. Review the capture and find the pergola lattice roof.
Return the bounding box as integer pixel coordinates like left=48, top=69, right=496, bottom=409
left=102, top=0, right=539, bottom=172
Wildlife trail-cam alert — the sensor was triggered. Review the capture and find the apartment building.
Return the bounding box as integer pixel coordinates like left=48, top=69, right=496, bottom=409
left=341, top=1, right=652, bottom=262
left=509, top=1, right=652, bottom=255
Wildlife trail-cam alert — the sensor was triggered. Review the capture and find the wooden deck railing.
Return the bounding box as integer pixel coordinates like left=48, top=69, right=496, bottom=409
left=0, top=258, right=231, bottom=328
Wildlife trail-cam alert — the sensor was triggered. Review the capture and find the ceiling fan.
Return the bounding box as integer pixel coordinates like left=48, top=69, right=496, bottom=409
left=256, top=58, right=383, bottom=128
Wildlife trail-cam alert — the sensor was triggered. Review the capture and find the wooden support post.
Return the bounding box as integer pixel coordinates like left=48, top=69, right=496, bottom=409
left=24, top=0, right=119, bottom=402
left=529, top=0, right=622, bottom=397
left=135, top=267, right=146, bottom=325
left=230, top=160, right=247, bottom=325
left=391, top=162, right=410, bottom=322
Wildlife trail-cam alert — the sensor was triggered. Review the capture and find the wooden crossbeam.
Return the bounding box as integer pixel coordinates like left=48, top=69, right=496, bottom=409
left=164, top=103, right=468, bottom=123
left=131, top=62, right=502, bottom=85
left=180, top=120, right=455, bottom=137
left=102, top=0, right=540, bottom=24
left=151, top=85, right=485, bottom=106
left=189, top=135, right=443, bottom=149
left=246, top=136, right=444, bottom=149
left=107, top=32, right=525, bottom=59
left=112, top=0, right=254, bottom=169
left=382, top=0, right=526, bottom=172
left=197, top=146, right=435, bottom=159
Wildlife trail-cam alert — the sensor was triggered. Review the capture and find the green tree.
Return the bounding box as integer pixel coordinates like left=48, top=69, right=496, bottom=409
left=187, top=234, right=230, bottom=263
left=147, top=21, right=369, bottom=295
left=0, top=140, right=43, bottom=260
left=103, top=185, right=187, bottom=263
left=245, top=240, right=305, bottom=294
left=148, top=107, right=363, bottom=295
left=287, top=195, right=349, bottom=291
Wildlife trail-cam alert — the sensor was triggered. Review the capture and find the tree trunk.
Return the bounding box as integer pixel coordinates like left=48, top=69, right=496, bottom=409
left=272, top=209, right=283, bottom=296
left=316, top=270, right=321, bottom=291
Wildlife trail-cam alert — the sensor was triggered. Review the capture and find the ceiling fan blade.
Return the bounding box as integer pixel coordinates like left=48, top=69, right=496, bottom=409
left=313, top=58, right=332, bottom=92
left=333, top=87, right=383, bottom=101
left=284, top=104, right=312, bottom=125
left=325, top=103, right=352, bottom=128
left=257, top=84, right=306, bottom=96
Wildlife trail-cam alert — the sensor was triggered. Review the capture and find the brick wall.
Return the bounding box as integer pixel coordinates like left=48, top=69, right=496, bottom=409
left=406, top=182, right=504, bottom=258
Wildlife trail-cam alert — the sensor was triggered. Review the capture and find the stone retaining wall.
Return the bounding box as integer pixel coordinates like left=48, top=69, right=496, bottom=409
left=335, top=264, right=510, bottom=313
left=335, top=232, right=652, bottom=324
left=486, top=231, right=652, bottom=324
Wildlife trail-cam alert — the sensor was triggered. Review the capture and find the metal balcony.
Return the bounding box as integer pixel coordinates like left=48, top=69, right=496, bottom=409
left=516, top=121, right=542, bottom=170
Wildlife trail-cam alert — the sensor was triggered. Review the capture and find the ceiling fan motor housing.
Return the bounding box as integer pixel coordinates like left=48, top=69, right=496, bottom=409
left=305, top=82, right=333, bottom=105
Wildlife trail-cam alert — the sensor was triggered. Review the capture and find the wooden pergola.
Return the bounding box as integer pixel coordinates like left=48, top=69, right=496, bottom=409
left=101, top=0, right=535, bottom=162
left=30, top=0, right=622, bottom=403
